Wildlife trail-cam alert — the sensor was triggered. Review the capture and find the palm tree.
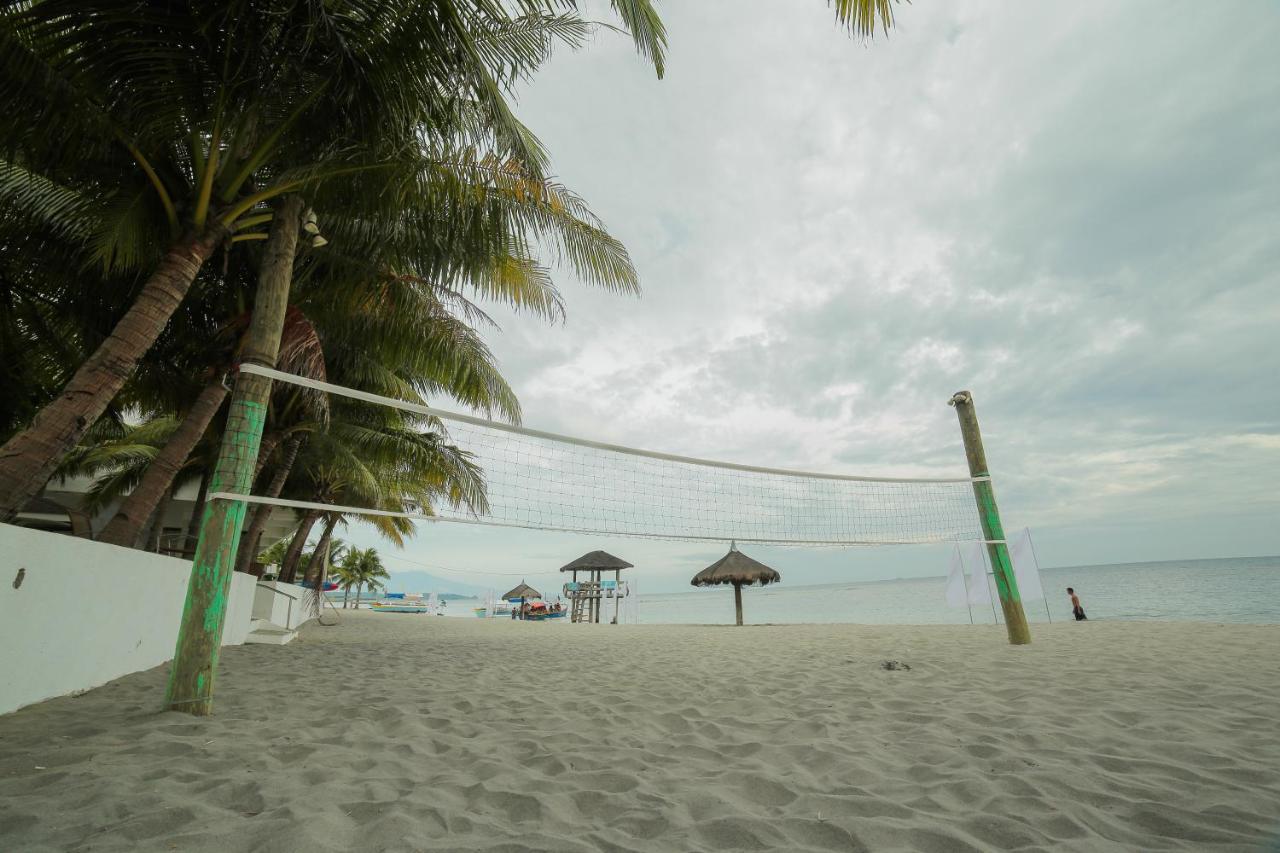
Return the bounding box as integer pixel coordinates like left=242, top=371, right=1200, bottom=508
left=0, top=0, right=668, bottom=519
left=275, top=397, right=486, bottom=583
left=96, top=303, right=328, bottom=547
left=341, top=547, right=390, bottom=609
left=332, top=558, right=360, bottom=609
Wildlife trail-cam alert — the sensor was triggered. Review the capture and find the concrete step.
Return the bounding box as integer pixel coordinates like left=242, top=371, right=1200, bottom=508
left=245, top=619, right=297, bottom=646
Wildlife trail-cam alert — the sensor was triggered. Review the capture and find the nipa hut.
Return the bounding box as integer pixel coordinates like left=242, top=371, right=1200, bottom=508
left=501, top=581, right=541, bottom=602
left=560, top=550, right=633, bottom=623
left=690, top=542, right=780, bottom=626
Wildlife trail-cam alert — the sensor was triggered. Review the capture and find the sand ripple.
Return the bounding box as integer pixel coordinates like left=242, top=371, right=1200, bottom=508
left=1, top=615, right=1278, bottom=851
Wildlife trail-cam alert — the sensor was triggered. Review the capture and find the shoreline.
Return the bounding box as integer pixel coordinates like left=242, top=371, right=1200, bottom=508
left=2, top=614, right=1278, bottom=851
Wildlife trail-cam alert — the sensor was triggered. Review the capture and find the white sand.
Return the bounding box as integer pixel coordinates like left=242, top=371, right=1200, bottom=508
left=1, top=613, right=1278, bottom=852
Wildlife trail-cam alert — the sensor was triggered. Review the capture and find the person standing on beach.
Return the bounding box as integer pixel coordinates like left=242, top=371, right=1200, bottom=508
left=1067, top=587, right=1087, bottom=621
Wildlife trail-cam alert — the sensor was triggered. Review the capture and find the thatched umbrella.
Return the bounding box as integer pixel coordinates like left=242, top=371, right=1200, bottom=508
left=501, top=581, right=541, bottom=602
left=690, top=542, right=780, bottom=626
left=558, top=550, right=633, bottom=572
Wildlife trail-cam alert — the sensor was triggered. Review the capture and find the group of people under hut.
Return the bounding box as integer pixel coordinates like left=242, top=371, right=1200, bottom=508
left=510, top=600, right=564, bottom=620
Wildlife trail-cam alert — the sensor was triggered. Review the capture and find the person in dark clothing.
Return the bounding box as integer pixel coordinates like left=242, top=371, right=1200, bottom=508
left=1067, top=587, right=1087, bottom=621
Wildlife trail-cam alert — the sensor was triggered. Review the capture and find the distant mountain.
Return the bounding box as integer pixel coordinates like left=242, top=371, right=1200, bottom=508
left=383, top=569, right=488, bottom=597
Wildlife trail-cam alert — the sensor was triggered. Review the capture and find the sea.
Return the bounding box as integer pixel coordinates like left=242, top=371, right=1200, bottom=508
left=440, top=556, right=1280, bottom=626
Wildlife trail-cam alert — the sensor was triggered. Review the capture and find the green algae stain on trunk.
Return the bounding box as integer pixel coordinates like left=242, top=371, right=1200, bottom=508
left=976, top=479, right=1022, bottom=604
left=165, top=396, right=268, bottom=715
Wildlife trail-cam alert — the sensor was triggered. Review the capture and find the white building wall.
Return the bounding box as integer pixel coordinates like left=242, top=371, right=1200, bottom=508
left=251, top=580, right=312, bottom=630
left=0, top=523, right=256, bottom=716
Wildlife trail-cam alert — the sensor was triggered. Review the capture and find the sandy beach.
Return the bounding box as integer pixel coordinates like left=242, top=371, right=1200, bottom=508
left=1, top=613, right=1278, bottom=852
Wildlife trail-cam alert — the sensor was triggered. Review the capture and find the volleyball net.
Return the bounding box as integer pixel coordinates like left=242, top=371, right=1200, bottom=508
left=212, top=364, right=991, bottom=547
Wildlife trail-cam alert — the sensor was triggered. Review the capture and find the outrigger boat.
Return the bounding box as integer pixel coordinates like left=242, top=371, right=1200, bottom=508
left=370, top=592, right=431, bottom=614
left=370, top=601, right=431, bottom=613
left=521, top=601, right=567, bottom=621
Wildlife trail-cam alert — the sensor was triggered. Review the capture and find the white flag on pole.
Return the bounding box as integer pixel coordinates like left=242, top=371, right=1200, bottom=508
left=944, top=546, right=968, bottom=607
left=963, top=541, right=992, bottom=606
left=1009, top=528, right=1046, bottom=602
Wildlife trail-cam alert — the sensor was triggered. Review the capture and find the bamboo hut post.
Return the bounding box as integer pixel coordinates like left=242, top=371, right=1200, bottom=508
left=559, top=551, right=633, bottom=625
left=733, top=581, right=744, bottom=626
left=949, top=391, right=1031, bottom=645
left=614, top=568, right=621, bottom=624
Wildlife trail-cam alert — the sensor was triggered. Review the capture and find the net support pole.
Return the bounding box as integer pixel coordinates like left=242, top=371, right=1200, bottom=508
left=956, top=545, right=974, bottom=625
left=165, top=196, right=303, bottom=715
left=1026, top=527, right=1053, bottom=623
left=949, top=390, right=1032, bottom=645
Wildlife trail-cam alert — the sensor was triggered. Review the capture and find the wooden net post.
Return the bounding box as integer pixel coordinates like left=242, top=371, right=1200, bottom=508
left=949, top=390, right=1031, bottom=645
left=165, top=197, right=303, bottom=714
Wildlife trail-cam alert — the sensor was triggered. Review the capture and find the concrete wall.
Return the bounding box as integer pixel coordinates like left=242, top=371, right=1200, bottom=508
left=252, top=580, right=313, bottom=630
left=0, top=523, right=256, bottom=716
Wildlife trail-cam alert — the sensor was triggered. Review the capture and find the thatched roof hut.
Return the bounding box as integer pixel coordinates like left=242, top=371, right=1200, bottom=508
left=558, top=550, right=633, bottom=572
left=690, top=543, right=780, bottom=626
left=501, top=581, right=541, bottom=601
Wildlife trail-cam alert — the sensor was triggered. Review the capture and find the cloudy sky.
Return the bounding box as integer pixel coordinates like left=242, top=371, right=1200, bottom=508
left=352, top=0, right=1280, bottom=594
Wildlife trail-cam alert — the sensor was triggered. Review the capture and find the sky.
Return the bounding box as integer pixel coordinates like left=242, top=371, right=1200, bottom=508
left=348, top=0, right=1280, bottom=595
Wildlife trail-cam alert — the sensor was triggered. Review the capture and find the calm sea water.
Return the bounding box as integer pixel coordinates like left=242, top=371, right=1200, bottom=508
left=445, top=556, right=1280, bottom=626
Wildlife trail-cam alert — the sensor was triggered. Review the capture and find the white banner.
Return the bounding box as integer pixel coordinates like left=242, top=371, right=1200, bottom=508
left=944, top=546, right=968, bottom=607
left=962, top=541, right=992, bottom=607
left=1009, top=528, right=1046, bottom=602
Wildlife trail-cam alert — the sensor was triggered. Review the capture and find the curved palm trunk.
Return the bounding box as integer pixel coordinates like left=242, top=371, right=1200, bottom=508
left=234, top=433, right=304, bottom=574
left=279, top=509, right=320, bottom=583
left=253, top=432, right=282, bottom=481
left=182, top=470, right=210, bottom=559
left=302, top=515, right=338, bottom=586
left=98, top=380, right=229, bottom=547
left=0, top=228, right=226, bottom=521
left=353, top=582, right=364, bottom=609
left=142, top=488, right=175, bottom=552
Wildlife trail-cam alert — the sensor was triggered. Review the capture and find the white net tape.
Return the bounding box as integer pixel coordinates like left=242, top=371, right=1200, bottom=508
left=215, top=364, right=991, bottom=546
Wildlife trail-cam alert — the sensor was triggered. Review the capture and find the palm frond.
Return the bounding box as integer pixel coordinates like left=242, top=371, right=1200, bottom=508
left=831, top=0, right=901, bottom=38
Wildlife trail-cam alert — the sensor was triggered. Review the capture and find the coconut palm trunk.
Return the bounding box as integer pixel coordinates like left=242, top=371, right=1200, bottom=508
left=182, top=470, right=210, bottom=559
left=0, top=228, right=226, bottom=521
left=166, top=197, right=303, bottom=715
left=353, top=582, right=364, bottom=609
left=234, top=433, right=304, bottom=574
left=279, top=509, right=320, bottom=582
left=143, top=488, right=175, bottom=552
left=98, top=380, right=229, bottom=547
left=302, top=515, right=338, bottom=586
left=253, top=432, right=283, bottom=481
left=303, top=521, right=336, bottom=618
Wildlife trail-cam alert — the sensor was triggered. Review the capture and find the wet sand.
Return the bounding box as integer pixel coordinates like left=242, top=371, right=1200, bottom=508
left=1, top=612, right=1278, bottom=851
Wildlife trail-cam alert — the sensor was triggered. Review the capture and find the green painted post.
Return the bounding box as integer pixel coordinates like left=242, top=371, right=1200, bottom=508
left=165, top=196, right=304, bottom=714
left=949, top=390, right=1032, bottom=645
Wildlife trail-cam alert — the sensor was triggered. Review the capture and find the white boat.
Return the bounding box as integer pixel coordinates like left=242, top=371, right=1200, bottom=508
left=474, top=590, right=512, bottom=617
left=370, top=601, right=431, bottom=614
left=370, top=592, right=431, bottom=614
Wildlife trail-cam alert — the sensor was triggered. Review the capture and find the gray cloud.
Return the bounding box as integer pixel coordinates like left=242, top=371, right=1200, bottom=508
left=351, top=1, right=1280, bottom=591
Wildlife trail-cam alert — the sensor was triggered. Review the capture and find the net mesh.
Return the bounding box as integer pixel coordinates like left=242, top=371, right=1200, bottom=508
left=221, top=365, right=989, bottom=546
